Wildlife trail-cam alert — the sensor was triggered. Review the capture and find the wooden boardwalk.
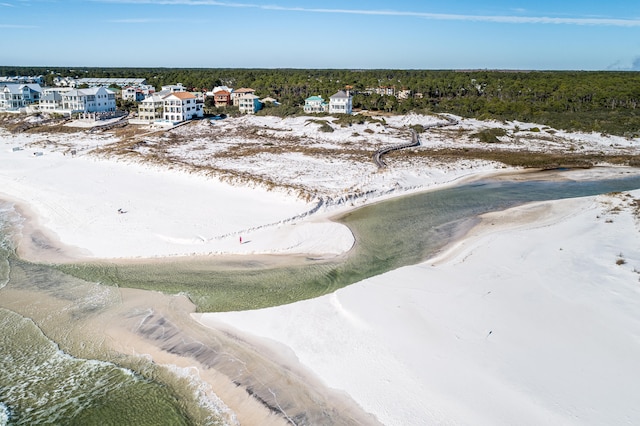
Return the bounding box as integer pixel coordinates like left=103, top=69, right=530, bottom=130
left=373, top=115, right=459, bottom=168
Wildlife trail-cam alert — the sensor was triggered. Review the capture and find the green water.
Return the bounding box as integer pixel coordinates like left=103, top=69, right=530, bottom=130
left=0, top=308, right=192, bottom=426
left=57, top=171, right=640, bottom=312
left=0, top=204, right=228, bottom=426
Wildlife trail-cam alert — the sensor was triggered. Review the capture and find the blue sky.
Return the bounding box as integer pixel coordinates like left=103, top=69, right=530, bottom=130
left=1, top=0, right=640, bottom=70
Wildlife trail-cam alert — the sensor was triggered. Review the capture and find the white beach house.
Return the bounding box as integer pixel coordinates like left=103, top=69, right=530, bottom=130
left=304, top=95, right=328, bottom=113
left=0, top=83, right=42, bottom=111
left=162, top=92, right=204, bottom=123
left=39, top=90, right=63, bottom=112
left=122, top=86, right=147, bottom=102
left=60, top=86, right=116, bottom=114
left=137, top=93, right=166, bottom=122
left=329, top=90, right=353, bottom=115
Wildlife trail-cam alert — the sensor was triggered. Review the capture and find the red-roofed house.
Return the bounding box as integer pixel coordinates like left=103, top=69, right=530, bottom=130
left=213, top=90, right=231, bottom=107
left=163, top=91, right=204, bottom=123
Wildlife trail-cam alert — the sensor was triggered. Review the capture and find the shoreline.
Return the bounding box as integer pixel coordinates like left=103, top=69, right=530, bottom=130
left=1, top=166, right=516, bottom=265
left=6, top=164, right=638, bottom=267
left=0, top=166, right=595, bottom=265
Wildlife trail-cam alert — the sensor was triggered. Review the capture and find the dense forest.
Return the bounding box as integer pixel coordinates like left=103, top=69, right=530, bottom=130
left=2, top=66, right=640, bottom=136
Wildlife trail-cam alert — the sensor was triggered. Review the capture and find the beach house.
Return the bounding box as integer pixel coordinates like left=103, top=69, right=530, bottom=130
left=329, top=90, right=353, bottom=115
left=0, top=83, right=42, bottom=111
left=162, top=91, right=204, bottom=123
left=232, top=88, right=256, bottom=106
left=122, top=86, right=147, bottom=102
left=303, top=95, right=328, bottom=113
left=137, top=93, right=166, bottom=122
left=213, top=90, right=232, bottom=107
left=237, top=93, right=262, bottom=114
left=60, top=86, right=116, bottom=114
left=39, top=90, right=64, bottom=112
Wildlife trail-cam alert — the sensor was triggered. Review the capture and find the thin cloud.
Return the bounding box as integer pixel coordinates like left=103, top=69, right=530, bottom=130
left=108, top=16, right=208, bottom=24
left=0, top=23, right=37, bottom=28
left=109, top=17, right=172, bottom=23
left=0, top=2, right=16, bottom=6
left=96, top=0, right=640, bottom=27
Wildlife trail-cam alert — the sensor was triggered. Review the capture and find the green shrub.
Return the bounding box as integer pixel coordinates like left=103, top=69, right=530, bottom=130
left=471, top=127, right=507, bottom=143
left=319, top=122, right=334, bottom=132
left=410, top=124, right=425, bottom=133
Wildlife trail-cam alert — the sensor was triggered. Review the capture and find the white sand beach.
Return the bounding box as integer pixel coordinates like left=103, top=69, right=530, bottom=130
left=197, top=191, right=640, bottom=425
left=2, top=113, right=640, bottom=424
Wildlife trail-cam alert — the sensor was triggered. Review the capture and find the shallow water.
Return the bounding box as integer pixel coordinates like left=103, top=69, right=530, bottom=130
left=56, top=170, right=640, bottom=312
left=2, top=169, right=640, bottom=424
left=0, top=202, right=229, bottom=426
left=0, top=308, right=193, bottom=426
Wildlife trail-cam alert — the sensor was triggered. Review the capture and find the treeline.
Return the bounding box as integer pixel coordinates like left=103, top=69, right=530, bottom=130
left=2, top=66, right=640, bottom=136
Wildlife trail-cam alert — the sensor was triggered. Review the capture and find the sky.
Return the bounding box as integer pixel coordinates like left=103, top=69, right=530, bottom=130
left=1, top=0, right=640, bottom=70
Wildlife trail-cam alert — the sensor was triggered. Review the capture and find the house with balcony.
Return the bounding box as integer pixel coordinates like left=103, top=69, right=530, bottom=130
left=303, top=95, right=328, bottom=113
left=237, top=93, right=262, bottom=114
left=39, top=90, right=63, bottom=112
left=162, top=92, right=204, bottom=123
left=232, top=88, right=256, bottom=106
left=213, top=90, right=231, bottom=107
left=329, top=90, right=353, bottom=115
left=137, top=93, right=166, bottom=122
left=0, top=83, right=42, bottom=111
left=60, top=86, right=116, bottom=114
left=122, top=86, right=147, bottom=102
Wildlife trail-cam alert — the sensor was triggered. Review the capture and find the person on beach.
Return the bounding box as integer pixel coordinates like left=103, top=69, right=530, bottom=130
left=239, top=236, right=242, bottom=244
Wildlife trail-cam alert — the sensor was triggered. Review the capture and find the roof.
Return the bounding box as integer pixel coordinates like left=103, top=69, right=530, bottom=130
left=330, top=90, right=351, bottom=99
left=76, top=78, right=147, bottom=86
left=305, top=95, right=324, bottom=101
left=164, top=92, right=196, bottom=100
left=41, top=91, right=62, bottom=101
left=212, top=85, right=233, bottom=93
left=62, top=86, right=113, bottom=97
left=1, top=83, right=42, bottom=94
left=214, top=90, right=231, bottom=96
left=234, top=87, right=255, bottom=94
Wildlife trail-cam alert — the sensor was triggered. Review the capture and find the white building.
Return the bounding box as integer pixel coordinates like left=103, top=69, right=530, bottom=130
left=232, top=88, right=256, bottom=106
left=0, top=75, right=44, bottom=85
left=0, top=83, right=42, bottom=111
left=237, top=94, right=262, bottom=114
left=161, top=83, right=186, bottom=93
left=122, top=86, right=147, bottom=102
left=162, top=92, right=203, bottom=123
left=303, top=95, right=327, bottom=113
left=137, top=93, right=166, bottom=122
left=53, top=76, right=78, bottom=87
left=329, top=90, right=353, bottom=115
left=60, top=86, right=116, bottom=114
left=76, top=77, right=147, bottom=88
left=39, top=91, right=63, bottom=112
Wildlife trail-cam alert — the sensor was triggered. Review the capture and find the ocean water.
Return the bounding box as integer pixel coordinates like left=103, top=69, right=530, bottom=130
left=0, top=201, right=229, bottom=426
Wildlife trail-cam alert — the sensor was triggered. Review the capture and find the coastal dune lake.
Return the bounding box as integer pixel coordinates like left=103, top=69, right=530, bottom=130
left=2, top=168, right=640, bottom=425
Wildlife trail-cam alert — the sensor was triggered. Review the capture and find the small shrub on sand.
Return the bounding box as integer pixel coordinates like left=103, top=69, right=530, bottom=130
left=471, top=128, right=507, bottom=143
